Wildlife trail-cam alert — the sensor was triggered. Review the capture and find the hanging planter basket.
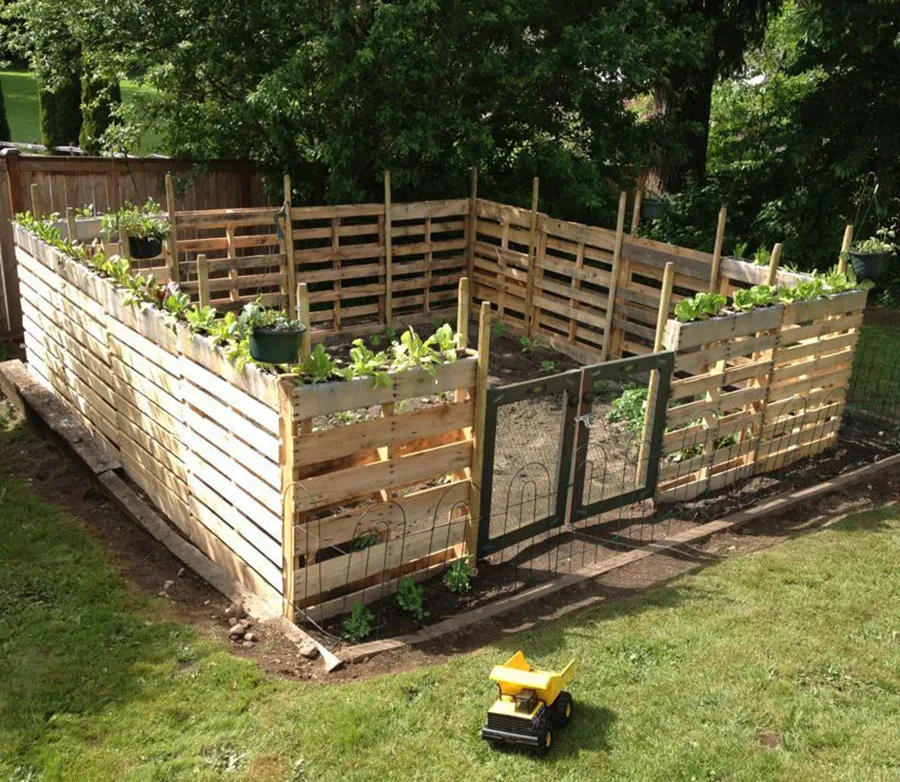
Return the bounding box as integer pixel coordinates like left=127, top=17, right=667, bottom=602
left=849, top=251, right=891, bottom=283
left=249, top=325, right=306, bottom=364
left=640, top=197, right=669, bottom=222
left=128, top=235, right=164, bottom=259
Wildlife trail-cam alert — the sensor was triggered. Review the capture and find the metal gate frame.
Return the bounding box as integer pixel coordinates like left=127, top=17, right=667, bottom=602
left=476, top=351, right=674, bottom=558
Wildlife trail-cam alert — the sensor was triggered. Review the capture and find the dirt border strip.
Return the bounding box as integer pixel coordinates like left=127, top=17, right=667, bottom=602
left=0, top=359, right=343, bottom=673
left=341, top=452, right=900, bottom=662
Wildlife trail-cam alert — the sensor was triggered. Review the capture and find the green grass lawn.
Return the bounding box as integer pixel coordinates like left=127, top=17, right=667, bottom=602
left=0, top=70, right=161, bottom=152
left=1, top=425, right=899, bottom=781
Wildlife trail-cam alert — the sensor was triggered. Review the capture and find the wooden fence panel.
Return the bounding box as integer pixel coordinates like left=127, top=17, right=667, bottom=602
left=0, top=150, right=266, bottom=337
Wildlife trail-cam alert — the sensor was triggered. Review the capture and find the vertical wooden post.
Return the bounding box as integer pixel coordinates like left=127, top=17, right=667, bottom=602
left=278, top=380, right=297, bottom=621
left=630, top=188, right=643, bottom=237
left=708, top=207, right=727, bottom=293
left=384, top=170, right=394, bottom=327
left=766, top=243, right=782, bottom=287
left=65, top=206, right=77, bottom=243
left=296, top=282, right=311, bottom=364
left=30, top=183, right=42, bottom=219
left=197, top=253, right=210, bottom=308
left=838, top=225, right=854, bottom=274
left=165, top=174, right=180, bottom=284
left=524, top=177, right=541, bottom=335
left=457, top=276, right=470, bottom=350
left=600, top=191, right=628, bottom=362
left=466, top=300, right=491, bottom=572
left=118, top=222, right=132, bottom=261
left=465, top=167, right=478, bottom=301
left=6, top=148, right=22, bottom=214
left=282, top=173, right=297, bottom=315
left=637, top=261, right=674, bottom=485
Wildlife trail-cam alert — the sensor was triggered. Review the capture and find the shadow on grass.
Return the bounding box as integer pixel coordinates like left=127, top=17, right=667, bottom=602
left=0, top=449, right=208, bottom=765
left=484, top=702, right=617, bottom=760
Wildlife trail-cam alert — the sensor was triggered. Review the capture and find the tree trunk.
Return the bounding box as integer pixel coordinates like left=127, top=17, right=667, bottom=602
left=651, top=67, right=715, bottom=193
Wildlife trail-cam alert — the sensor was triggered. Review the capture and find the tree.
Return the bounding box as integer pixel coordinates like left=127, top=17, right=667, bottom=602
left=0, top=81, right=11, bottom=141
left=649, top=0, right=780, bottom=192
left=79, top=73, right=120, bottom=153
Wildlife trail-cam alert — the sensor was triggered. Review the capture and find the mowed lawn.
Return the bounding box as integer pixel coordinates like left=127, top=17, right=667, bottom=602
left=1, top=424, right=899, bottom=781
left=0, top=70, right=161, bottom=152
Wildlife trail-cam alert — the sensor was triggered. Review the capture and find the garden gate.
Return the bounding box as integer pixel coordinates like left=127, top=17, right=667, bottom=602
left=476, top=352, right=674, bottom=558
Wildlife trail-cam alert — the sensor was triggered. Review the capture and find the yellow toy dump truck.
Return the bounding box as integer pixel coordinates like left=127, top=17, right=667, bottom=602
left=481, top=651, right=575, bottom=755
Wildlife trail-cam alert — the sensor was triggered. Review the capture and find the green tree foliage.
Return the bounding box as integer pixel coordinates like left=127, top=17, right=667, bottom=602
left=40, top=0, right=696, bottom=221
left=0, top=82, right=11, bottom=141
left=648, top=0, right=900, bottom=271
left=648, top=0, right=780, bottom=191
left=38, top=68, right=82, bottom=147
left=79, top=73, right=120, bottom=153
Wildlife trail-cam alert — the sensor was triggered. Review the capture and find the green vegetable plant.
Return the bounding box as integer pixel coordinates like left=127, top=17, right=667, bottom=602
left=851, top=227, right=898, bottom=256
left=100, top=199, right=171, bottom=241
left=396, top=576, right=430, bottom=621
left=443, top=560, right=471, bottom=594
left=673, top=292, right=727, bottom=323
left=732, top=284, right=777, bottom=311
left=520, top=336, right=538, bottom=353
left=238, top=297, right=302, bottom=332
left=491, top=321, right=509, bottom=336
left=340, top=603, right=374, bottom=642
left=540, top=360, right=556, bottom=374
left=337, top=339, right=391, bottom=387
left=184, top=305, right=217, bottom=334
left=607, top=387, right=648, bottom=435
left=296, top=344, right=341, bottom=384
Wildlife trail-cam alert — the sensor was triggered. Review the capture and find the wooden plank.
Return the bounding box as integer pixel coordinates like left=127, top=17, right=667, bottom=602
left=294, top=480, right=469, bottom=555
left=291, top=356, right=476, bottom=419
left=295, top=439, right=472, bottom=511
left=294, top=399, right=474, bottom=469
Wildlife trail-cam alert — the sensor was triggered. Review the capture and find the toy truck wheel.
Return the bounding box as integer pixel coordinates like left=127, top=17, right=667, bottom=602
left=552, top=691, right=573, bottom=728
left=536, top=725, right=553, bottom=756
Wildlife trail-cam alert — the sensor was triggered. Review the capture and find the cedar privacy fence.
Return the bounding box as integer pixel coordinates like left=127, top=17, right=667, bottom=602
left=12, top=170, right=867, bottom=627
left=0, top=150, right=265, bottom=338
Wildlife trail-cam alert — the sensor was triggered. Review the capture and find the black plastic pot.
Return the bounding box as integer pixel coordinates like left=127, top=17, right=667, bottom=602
left=249, top=325, right=306, bottom=364
left=640, top=198, right=669, bottom=222
left=128, top=235, right=163, bottom=259
left=849, top=251, right=891, bottom=282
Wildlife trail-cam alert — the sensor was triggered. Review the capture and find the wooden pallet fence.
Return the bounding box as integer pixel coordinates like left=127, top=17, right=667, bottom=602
left=656, top=289, right=866, bottom=504
left=15, top=223, right=285, bottom=602
left=287, top=356, right=477, bottom=617
left=470, top=197, right=805, bottom=366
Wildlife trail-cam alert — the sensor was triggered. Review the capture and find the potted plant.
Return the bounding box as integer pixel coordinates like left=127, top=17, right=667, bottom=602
left=101, top=199, right=171, bottom=260
left=239, top=298, right=306, bottom=364
left=848, top=227, right=897, bottom=283
left=640, top=193, right=669, bottom=221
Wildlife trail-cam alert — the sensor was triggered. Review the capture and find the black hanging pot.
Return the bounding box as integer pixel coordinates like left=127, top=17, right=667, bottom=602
left=249, top=325, right=306, bottom=364
left=640, top=197, right=669, bottom=222
left=128, top=235, right=163, bottom=259
left=849, top=251, right=891, bottom=283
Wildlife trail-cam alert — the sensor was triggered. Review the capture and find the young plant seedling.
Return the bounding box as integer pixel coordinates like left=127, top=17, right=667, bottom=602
left=396, top=576, right=430, bottom=621
left=341, top=603, right=374, bottom=643
left=444, top=560, right=471, bottom=594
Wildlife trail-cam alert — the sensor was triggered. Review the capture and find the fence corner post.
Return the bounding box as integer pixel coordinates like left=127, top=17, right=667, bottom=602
left=838, top=225, right=854, bottom=274
left=282, top=173, right=296, bottom=315
left=637, top=261, right=674, bottom=487
left=524, top=177, right=540, bottom=334
left=766, top=243, right=783, bottom=287
left=165, top=173, right=181, bottom=284
left=296, top=281, right=311, bottom=365
left=630, top=187, right=642, bottom=237
left=278, top=379, right=297, bottom=622
left=600, top=190, right=628, bottom=362
left=466, top=167, right=478, bottom=302
left=65, top=206, right=77, bottom=243
left=467, top=299, right=492, bottom=572
left=197, top=253, right=210, bottom=308
left=30, top=183, right=42, bottom=219
left=709, top=206, right=727, bottom=294
left=457, top=276, right=470, bottom=350
left=384, top=170, right=393, bottom=328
